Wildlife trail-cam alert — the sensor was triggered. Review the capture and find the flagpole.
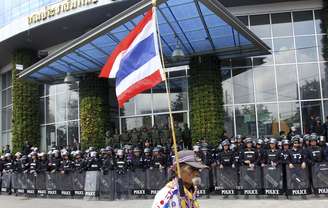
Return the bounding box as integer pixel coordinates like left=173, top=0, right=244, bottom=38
left=152, top=0, right=182, bottom=180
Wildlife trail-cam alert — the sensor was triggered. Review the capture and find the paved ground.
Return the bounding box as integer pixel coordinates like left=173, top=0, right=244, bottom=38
left=1, top=196, right=328, bottom=208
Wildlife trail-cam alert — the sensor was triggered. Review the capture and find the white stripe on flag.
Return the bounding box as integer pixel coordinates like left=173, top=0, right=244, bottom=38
left=115, top=55, right=162, bottom=96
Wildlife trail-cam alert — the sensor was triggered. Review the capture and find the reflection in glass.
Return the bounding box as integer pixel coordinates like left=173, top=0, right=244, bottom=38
left=120, top=98, right=135, bottom=116
left=46, top=96, right=55, bottom=123
left=273, top=37, right=295, bottom=64
left=235, top=104, right=256, bottom=137
left=276, top=65, right=298, bottom=101
left=323, top=100, right=328, bottom=118
left=221, top=69, right=233, bottom=104
left=153, top=82, right=169, bottom=113
left=301, top=101, right=322, bottom=134
left=250, top=14, right=271, bottom=38
left=46, top=124, right=56, bottom=150
left=314, top=10, right=323, bottom=34
left=67, top=90, right=79, bottom=120
left=279, top=102, right=300, bottom=134
left=232, top=68, right=254, bottom=104
left=254, top=66, right=276, bottom=102
left=257, top=103, right=279, bottom=136
left=68, top=121, right=79, bottom=146
left=135, top=91, right=152, bottom=114
left=170, top=78, right=188, bottom=111
left=320, top=63, right=328, bottom=98
left=1, top=108, right=7, bottom=130
left=224, top=106, right=234, bottom=137
left=154, top=113, right=188, bottom=129
left=40, top=126, right=46, bottom=152
left=295, top=36, right=317, bottom=62
left=121, top=116, right=152, bottom=131
left=298, top=63, right=320, bottom=100
left=40, top=98, right=45, bottom=124
left=56, top=123, right=67, bottom=148
left=271, top=12, right=293, bottom=37
left=317, top=34, right=327, bottom=62
left=56, top=93, right=66, bottom=122
left=293, top=11, right=315, bottom=36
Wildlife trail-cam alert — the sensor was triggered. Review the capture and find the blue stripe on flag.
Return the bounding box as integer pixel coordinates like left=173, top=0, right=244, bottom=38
left=116, top=34, right=156, bottom=85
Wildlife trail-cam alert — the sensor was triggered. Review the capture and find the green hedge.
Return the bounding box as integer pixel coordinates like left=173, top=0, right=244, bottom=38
left=79, top=73, right=109, bottom=149
left=12, top=49, right=40, bottom=153
left=189, top=55, right=224, bottom=145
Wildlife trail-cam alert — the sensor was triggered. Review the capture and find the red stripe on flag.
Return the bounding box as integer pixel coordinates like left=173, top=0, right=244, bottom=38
left=117, top=70, right=162, bottom=108
left=99, top=9, right=153, bottom=78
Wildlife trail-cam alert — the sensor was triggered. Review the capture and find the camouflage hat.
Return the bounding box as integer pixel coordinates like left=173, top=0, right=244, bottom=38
left=173, top=150, right=208, bottom=170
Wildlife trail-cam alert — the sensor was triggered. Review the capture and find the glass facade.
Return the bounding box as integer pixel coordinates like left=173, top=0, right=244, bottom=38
left=0, top=0, right=61, bottom=28
left=223, top=9, right=327, bottom=137
left=119, top=66, right=189, bottom=132
left=1, top=71, right=12, bottom=148
left=40, top=83, right=80, bottom=151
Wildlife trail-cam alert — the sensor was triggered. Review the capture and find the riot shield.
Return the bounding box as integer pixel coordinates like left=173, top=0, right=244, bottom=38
left=12, top=173, right=25, bottom=195
left=25, top=173, right=36, bottom=195
left=35, top=173, right=47, bottom=196
left=1, top=172, right=12, bottom=194
left=263, top=165, right=283, bottom=195
left=84, top=171, right=100, bottom=199
left=114, top=170, right=131, bottom=199
left=214, top=166, right=238, bottom=195
left=99, top=171, right=114, bottom=200
left=286, top=165, right=310, bottom=195
left=130, top=169, right=147, bottom=198
left=73, top=172, right=85, bottom=197
left=57, top=173, right=74, bottom=197
left=146, top=168, right=167, bottom=195
left=46, top=172, right=59, bottom=196
left=312, top=162, right=328, bottom=194
left=240, top=166, right=262, bottom=195
left=198, top=168, right=210, bottom=195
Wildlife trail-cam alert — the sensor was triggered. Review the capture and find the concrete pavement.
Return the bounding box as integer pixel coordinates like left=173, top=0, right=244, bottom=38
left=1, top=195, right=328, bottom=208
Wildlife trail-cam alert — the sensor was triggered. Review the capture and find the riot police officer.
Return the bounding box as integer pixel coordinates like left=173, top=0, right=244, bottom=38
left=13, top=152, right=23, bottom=173
left=263, top=138, right=281, bottom=167
left=29, top=152, right=39, bottom=176
left=86, top=151, right=101, bottom=171
left=115, top=149, right=128, bottom=175
left=307, top=134, right=324, bottom=165
left=240, top=138, right=258, bottom=168
left=218, top=139, right=235, bottom=168
left=255, top=139, right=265, bottom=166
left=100, top=148, right=115, bottom=175
left=143, top=148, right=153, bottom=169
left=59, top=151, right=74, bottom=174
left=4, top=153, right=13, bottom=173
left=131, top=147, right=144, bottom=170
left=288, top=136, right=307, bottom=169
left=48, top=150, right=61, bottom=173
left=152, top=147, right=166, bottom=169
left=73, top=151, right=86, bottom=173
left=38, top=152, right=49, bottom=173
left=200, top=145, right=213, bottom=166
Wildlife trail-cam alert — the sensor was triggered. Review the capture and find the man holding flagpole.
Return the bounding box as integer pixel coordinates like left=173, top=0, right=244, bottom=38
left=99, top=0, right=207, bottom=207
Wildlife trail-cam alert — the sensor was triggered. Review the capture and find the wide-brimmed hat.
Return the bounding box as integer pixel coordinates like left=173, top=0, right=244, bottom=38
left=173, top=150, right=208, bottom=169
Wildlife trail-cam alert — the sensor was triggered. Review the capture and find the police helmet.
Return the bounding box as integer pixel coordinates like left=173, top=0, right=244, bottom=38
left=244, top=137, right=253, bottom=144
left=153, top=147, right=160, bottom=152
left=61, top=151, right=69, bottom=157
left=269, top=138, right=277, bottom=144
left=133, top=147, right=141, bottom=152
left=256, top=139, right=264, bottom=145
left=222, top=139, right=230, bottom=146
left=282, top=139, right=290, bottom=145
left=309, top=134, right=318, bottom=141
left=193, top=145, right=200, bottom=152
left=117, top=149, right=124, bottom=156
left=90, top=151, right=97, bottom=158
left=15, top=152, right=22, bottom=157
left=303, top=134, right=310, bottom=141
left=144, top=148, right=151, bottom=153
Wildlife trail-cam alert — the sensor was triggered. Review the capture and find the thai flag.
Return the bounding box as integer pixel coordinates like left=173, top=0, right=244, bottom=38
left=99, top=8, right=164, bottom=108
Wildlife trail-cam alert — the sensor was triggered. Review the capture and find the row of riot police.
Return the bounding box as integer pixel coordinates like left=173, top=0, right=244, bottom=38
left=0, top=145, right=171, bottom=177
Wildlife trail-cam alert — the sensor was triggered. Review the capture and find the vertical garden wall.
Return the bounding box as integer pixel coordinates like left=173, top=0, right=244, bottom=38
left=79, top=73, right=109, bottom=149
left=189, top=55, right=224, bottom=145
left=12, top=49, right=40, bottom=153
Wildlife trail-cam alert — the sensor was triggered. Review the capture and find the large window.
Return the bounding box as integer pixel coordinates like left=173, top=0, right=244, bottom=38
left=222, top=9, right=328, bottom=137
left=1, top=71, right=12, bottom=148
left=119, top=66, right=189, bottom=132
left=40, top=83, right=80, bottom=151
